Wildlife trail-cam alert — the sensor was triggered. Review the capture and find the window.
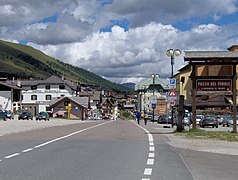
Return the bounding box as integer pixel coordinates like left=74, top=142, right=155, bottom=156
left=45, top=85, right=50, bottom=90
left=31, top=85, right=37, bottom=90
left=64, top=100, right=70, bottom=106
left=45, top=95, right=52, bottom=100
left=59, top=85, right=65, bottom=89
left=60, top=94, right=65, bottom=97
left=31, top=95, right=37, bottom=100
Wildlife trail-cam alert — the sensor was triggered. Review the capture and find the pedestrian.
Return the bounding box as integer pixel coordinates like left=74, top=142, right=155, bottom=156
left=136, top=110, right=141, bottom=124
left=144, top=113, right=148, bottom=125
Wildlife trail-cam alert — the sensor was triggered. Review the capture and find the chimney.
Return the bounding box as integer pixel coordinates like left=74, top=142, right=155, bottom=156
left=227, top=45, right=238, bottom=51
left=16, top=80, right=21, bottom=87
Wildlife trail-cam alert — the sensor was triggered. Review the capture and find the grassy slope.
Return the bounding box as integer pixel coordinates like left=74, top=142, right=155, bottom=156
left=0, top=40, right=130, bottom=91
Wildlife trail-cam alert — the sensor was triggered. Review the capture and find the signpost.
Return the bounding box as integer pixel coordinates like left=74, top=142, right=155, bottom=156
left=169, top=78, right=176, bottom=89
left=196, top=79, right=232, bottom=91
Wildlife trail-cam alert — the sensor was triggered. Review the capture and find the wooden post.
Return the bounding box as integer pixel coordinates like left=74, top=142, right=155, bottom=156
left=232, top=65, right=237, bottom=133
left=177, top=95, right=184, bottom=132
left=191, top=64, right=196, bottom=129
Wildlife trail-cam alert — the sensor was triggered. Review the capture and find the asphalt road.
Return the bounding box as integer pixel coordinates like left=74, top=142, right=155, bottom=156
left=0, top=119, right=237, bottom=180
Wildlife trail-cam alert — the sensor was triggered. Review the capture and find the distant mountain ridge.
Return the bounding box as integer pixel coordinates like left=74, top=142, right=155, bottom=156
left=121, top=82, right=135, bottom=90
left=0, top=40, right=131, bottom=92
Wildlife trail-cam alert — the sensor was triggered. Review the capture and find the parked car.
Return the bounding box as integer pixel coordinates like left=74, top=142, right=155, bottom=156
left=200, top=114, right=218, bottom=128
left=196, top=114, right=204, bottom=125
left=36, top=111, right=50, bottom=121
left=222, top=115, right=233, bottom=127
left=158, top=114, right=171, bottom=124
left=5, top=110, right=13, bottom=120
left=0, top=110, right=6, bottom=121
left=183, top=111, right=191, bottom=126
left=18, top=111, right=33, bottom=120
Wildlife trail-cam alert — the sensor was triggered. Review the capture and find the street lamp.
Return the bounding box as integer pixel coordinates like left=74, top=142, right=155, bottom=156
left=166, top=49, right=181, bottom=127
left=142, top=85, right=148, bottom=114
left=151, top=74, right=159, bottom=123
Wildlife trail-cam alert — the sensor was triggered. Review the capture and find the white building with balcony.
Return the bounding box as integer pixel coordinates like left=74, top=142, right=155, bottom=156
left=10, top=76, right=80, bottom=116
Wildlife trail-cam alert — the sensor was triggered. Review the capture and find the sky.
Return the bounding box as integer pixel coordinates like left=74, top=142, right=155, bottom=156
left=1, top=0, right=238, bottom=84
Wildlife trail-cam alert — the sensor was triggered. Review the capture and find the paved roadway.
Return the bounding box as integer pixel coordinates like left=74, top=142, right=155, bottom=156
left=0, top=119, right=237, bottom=180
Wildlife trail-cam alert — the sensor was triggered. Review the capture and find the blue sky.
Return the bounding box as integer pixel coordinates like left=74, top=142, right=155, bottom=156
left=1, top=0, right=238, bottom=83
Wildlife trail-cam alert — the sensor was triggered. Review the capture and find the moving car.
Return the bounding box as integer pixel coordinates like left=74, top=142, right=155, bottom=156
left=36, top=111, right=50, bottom=121
left=199, top=114, right=218, bottom=128
left=18, top=111, right=33, bottom=120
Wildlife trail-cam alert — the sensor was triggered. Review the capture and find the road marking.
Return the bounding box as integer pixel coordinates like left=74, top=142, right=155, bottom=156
left=0, top=134, right=4, bottom=137
left=4, top=153, right=20, bottom=159
left=144, top=168, right=152, bottom=175
left=22, top=148, right=33, bottom=153
left=147, top=159, right=154, bottom=165
left=149, top=146, right=155, bottom=152
left=148, top=134, right=153, bottom=142
left=148, top=153, right=154, bottom=158
left=131, top=121, right=155, bottom=180
left=34, top=121, right=111, bottom=149
left=0, top=121, right=111, bottom=162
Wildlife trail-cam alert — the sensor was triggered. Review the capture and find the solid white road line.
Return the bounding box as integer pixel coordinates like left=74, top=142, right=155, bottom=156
left=142, top=178, right=150, bottom=180
left=144, top=168, right=152, bottom=175
left=147, top=159, right=154, bottom=165
left=4, top=153, right=20, bottom=159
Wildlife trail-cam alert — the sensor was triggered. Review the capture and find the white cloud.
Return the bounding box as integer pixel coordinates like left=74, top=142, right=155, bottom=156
left=29, top=22, right=235, bottom=83
left=1, top=0, right=238, bottom=83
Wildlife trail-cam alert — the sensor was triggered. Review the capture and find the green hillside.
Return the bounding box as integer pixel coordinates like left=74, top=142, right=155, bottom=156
left=0, top=40, right=130, bottom=92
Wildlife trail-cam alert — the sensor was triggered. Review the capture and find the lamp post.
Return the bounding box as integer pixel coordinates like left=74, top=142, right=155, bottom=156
left=142, top=85, right=148, bottom=114
left=151, top=74, right=159, bottom=123
left=166, top=49, right=181, bottom=127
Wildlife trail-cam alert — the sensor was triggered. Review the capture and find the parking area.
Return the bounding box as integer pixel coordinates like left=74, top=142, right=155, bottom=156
left=0, top=118, right=85, bottom=136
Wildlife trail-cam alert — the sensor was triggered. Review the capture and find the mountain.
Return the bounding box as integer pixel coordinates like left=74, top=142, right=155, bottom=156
left=0, top=40, right=131, bottom=92
left=121, top=82, right=135, bottom=90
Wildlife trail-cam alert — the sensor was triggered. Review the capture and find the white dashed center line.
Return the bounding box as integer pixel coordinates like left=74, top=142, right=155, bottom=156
left=0, top=121, right=111, bottom=163
left=22, top=148, right=33, bottom=153
left=4, top=153, right=20, bottom=159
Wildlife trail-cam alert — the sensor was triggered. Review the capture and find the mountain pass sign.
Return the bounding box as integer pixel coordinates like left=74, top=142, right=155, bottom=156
left=167, top=90, right=177, bottom=100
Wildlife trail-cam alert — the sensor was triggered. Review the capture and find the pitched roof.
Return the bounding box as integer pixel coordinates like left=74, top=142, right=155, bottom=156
left=135, top=77, right=169, bottom=91
left=7, top=75, right=78, bottom=90
left=49, top=96, right=89, bottom=108
left=184, top=51, right=238, bottom=60
left=0, top=81, right=21, bottom=90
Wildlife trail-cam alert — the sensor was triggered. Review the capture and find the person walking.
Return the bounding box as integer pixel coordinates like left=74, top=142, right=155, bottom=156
left=144, top=113, right=148, bottom=125
left=136, top=111, right=141, bottom=124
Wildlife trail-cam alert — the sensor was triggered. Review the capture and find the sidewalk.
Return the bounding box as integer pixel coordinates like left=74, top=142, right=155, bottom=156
left=0, top=118, right=86, bottom=136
